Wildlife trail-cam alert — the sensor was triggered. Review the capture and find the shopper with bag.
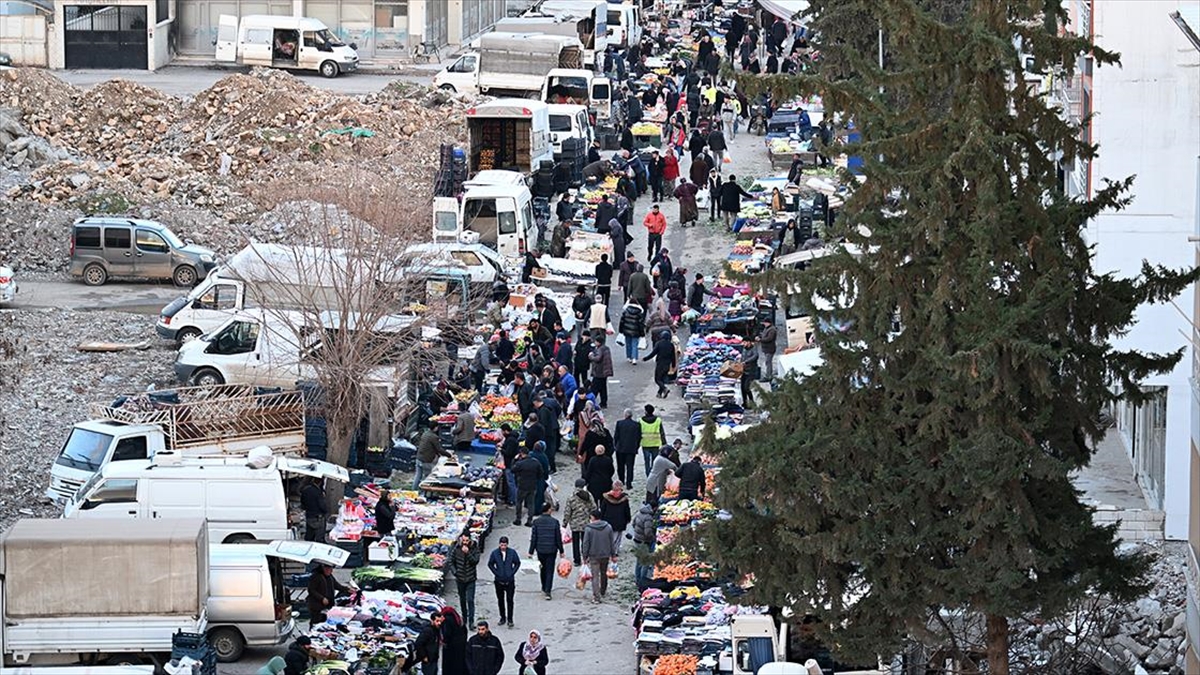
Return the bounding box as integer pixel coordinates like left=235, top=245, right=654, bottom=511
left=583, top=445, right=616, bottom=505
left=646, top=447, right=678, bottom=504
left=618, top=301, right=646, bottom=364
left=486, top=536, right=520, bottom=628
left=581, top=510, right=616, bottom=603
left=562, top=479, right=596, bottom=566
left=528, top=504, right=564, bottom=599
left=598, top=480, right=632, bottom=556
left=514, top=630, right=549, bottom=675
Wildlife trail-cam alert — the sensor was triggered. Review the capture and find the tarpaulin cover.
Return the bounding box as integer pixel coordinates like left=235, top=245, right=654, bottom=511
left=0, top=518, right=209, bottom=618
left=758, top=0, right=809, bottom=21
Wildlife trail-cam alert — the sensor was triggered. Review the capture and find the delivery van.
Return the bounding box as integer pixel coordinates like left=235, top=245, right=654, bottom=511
left=62, top=453, right=349, bottom=544
left=214, top=14, right=359, bottom=78
left=207, top=540, right=348, bottom=662
left=606, top=2, right=642, bottom=49
left=432, top=183, right=537, bottom=258
left=547, top=103, right=593, bottom=154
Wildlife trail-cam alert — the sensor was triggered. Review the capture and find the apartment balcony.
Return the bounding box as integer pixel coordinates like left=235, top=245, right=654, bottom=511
left=1055, top=73, right=1085, bottom=122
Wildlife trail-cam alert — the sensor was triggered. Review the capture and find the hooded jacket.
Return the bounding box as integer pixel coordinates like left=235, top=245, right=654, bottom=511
left=632, top=503, right=656, bottom=544
left=581, top=519, right=615, bottom=560
left=599, top=489, right=632, bottom=532
left=562, top=488, right=596, bottom=532
left=583, top=452, right=615, bottom=500
left=619, top=303, right=646, bottom=338
left=449, top=542, right=480, bottom=584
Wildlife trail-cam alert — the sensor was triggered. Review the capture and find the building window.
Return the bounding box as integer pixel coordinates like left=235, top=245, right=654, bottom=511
left=374, top=1, right=408, bottom=53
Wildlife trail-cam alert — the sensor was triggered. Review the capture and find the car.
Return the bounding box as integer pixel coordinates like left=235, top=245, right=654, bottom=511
left=69, top=217, right=217, bottom=287
left=0, top=52, right=12, bottom=70
left=0, top=265, right=16, bottom=305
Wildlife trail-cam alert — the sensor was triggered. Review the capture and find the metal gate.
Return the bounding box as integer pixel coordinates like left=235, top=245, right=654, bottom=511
left=64, top=5, right=148, bottom=69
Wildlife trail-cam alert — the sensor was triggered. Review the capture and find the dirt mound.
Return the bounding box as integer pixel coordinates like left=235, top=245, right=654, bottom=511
left=0, top=68, right=78, bottom=120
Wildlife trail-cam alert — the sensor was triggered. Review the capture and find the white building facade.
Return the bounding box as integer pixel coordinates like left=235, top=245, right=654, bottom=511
left=1055, top=0, right=1200, bottom=542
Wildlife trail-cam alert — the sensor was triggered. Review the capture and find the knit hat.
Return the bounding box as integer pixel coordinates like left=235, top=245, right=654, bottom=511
left=575, top=478, right=587, bottom=488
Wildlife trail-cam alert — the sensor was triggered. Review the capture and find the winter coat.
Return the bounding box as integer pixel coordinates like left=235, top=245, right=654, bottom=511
left=627, top=271, right=654, bottom=304
left=563, top=488, right=596, bottom=532
left=515, top=381, right=536, bottom=420
left=560, top=372, right=578, bottom=402
left=413, top=623, right=441, bottom=665
left=466, top=633, right=505, bottom=675
left=688, top=133, right=706, bottom=158
left=535, top=404, right=559, bottom=442
left=577, top=427, right=613, bottom=465
left=599, top=490, right=632, bottom=532
left=644, top=336, right=676, bottom=373
left=674, top=182, right=699, bottom=223
left=689, top=155, right=709, bottom=185
left=708, top=129, right=727, bottom=152
left=581, top=520, right=615, bottom=559
left=589, top=344, right=614, bottom=378
left=618, top=260, right=637, bottom=290
left=487, top=547, right=522, bottom=583
left=595, top=261, right=614, bottom=287
left=648, top=155, right=664, bottom=181
left=514, top=642, right=549, bottom=675
left=550, top=223, right=570, bottom=258
left=375, top=497, right=395, bottom=536
left=632, top=504, right=656, bottom=544
left=677, top=459, right=706, bottom=497
left=511, top=455, right=545, bottom=492
left=618, top=303, right=646, bottom=338
left=588, top=303, right=608, bottom=331
left=609, top=221, right=628, bottom=264
left=300, top=482, right=327, bottom=517
left=451, top=410, right=476, bottom=445
left=583, top=453, right=616, bottom=500
left=647, top=454, right=677, bottom=496
left=688, top=281, right=712, bottom=311
left=663, top=153, right=681, bottom=181
left=306, top=571, right=348, bottom=620
left=613, top=418, right=641, bottom=456
left=283, top=643, right=309, bottom=675
left=449, top=543, right=481, bottom=584
left=719, top=180, right=752, bottom=213
left=528, top=514, right=564, bottom=556
left=555, top=341, right=574, bottom=369
left=646, top=309, right=673, bottom=338
left=594, top=199, right=616, bottom=229
left=572, top=293, right=593, bottom=322
left=574, top=339, right=593, bottom=376
left=643, top=210, right=668, bottom=235
left=668, top=284, right=685, bottom=317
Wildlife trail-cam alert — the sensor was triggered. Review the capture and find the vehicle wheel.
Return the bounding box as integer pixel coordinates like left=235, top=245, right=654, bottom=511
left=82, top=264, right=107, bottom=286
left=104, top=655, right=148, bottom=667
left=525, top=91, right=541, bottom=100
left=176, top=327, right=202, bottom=345
left=439, top=84, right=456, bottom=92
left=191, top=368, right=225, bottom=387
left=209, top=626, right=246, bottom=662
left=173, top=265, right=198, bottom=287
left=320, top=60, right=339, bottom=78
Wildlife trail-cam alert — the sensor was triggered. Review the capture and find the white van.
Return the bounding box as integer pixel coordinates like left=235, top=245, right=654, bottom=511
left=547, top=103, right=593, bottom=154
left=215, top=15, right=359, bottom=78
left=605, top=3, right=642, bottom=49
left=62, top=454, right=349, bottom=544
left=432, top=183, right=537, bottom=259
left=207, top=540, right=349, bottom=662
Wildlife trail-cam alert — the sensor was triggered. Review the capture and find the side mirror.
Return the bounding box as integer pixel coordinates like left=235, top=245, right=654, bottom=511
left=349, top=42, right=358, bottom=51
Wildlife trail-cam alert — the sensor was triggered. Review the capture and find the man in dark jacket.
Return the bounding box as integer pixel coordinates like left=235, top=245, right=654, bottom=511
left=689, top=152, right=710, bottom=187
left=707, top=127, right=728, bottom=168
left=643, top=330, right=677, bottom=399
left=283, top=636, right=313, bottom=675
left=688, top=273, right=717, bottom=313
left=513, top=371, right=535, bottom=420
left=647, top=149, right=665, bottom=201
left=718, top=174, right=754, bottom=228
left=533, top=395, right=560, bottom=473
left=613, top=408, right=641, bottom=486
left=306, top=564, right=349, bottom=627
left=618, top=252, right=638, bottom=301
left=449, top=534, right=480, bottom=626
left=528, top=504, right=564, bottom=598
left=627, top=265, right=654, bottom=308
left=511, top=448, right=544, bottom=526
left=375, top=493, right=395, bottom=537
left=466, top=621, right=505, bottom=675
left=687, top=129, right=706, bottom=161
left=573, top=332, right=593, bottom=389
left=487, top=536, right=521, bottom=626
left=500, top=424, right=520, bottom=506
left=571, top=285, right=593, bottom=340
left=758, top=317, right=779, bottom=381
left=588, top=336, right=615, bottom=408
left=676, top=456, right=706, bottom=500
left=587, top=139, right=602, bottom=164
left=554, top=336, right=574, bottom=373
left=595, top=253, right=614, bottom=309
left=413, top=612, right=446, bottom=675
left=594, top=194, right=617, bottom=231
left=300, top=478, right=327, bottom=542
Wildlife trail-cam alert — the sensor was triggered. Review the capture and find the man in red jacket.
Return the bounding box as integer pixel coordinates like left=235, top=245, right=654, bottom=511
left=643, top=204, right=668, bottom=259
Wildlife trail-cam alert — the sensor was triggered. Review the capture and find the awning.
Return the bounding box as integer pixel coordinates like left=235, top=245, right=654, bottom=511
left=758, top=0, right=809, bottom=22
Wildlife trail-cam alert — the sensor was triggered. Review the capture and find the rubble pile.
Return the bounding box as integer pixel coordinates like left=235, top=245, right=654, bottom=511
left=1, top=67, right=473, bottom=272
left=0, top=309, right=174, bottom=529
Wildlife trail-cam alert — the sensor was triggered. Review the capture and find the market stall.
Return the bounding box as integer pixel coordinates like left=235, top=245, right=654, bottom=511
left=675, top=333, right=745, bottom=407
left=305, top=589, right=446, bottom=674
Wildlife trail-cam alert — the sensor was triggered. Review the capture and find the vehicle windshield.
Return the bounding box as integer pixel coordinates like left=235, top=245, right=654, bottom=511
left=435, top=210, right=459, bottom=233
left=158, top=227, right=185, bottom=249
left=74, top=471, right=104, bottom=503
left=607, top=9, right=622, bottom=25
left=161, top=296, right=189, bottom=319
left=56, top=428, right=114, bottom=472
left=316, top=29, right=345, bottom=47
left=549, top=115, right=573, bottom=132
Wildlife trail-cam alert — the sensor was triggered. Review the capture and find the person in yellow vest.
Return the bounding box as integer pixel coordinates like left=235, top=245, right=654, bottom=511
left=638, top=404, right=666, bottom=477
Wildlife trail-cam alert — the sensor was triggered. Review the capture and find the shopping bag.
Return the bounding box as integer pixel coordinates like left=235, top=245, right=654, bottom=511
left=557, top=557, right=573, bottom=578
left=665, top=474, right=681, bottom=494
left=607, top=562, right=619, bottom=579
left=615, top=333, right=626, bottom=347
left=576, top=563, right=592, bottom=590
left=639, top=336, right=649, bottom=351
left=562, top=529, right=573, bottom=545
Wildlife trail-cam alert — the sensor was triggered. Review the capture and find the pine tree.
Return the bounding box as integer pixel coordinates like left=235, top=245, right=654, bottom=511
left=691, top=0, right=1198, bottom=672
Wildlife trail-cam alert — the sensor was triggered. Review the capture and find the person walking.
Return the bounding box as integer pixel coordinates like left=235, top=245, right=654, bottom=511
left=639, top=404, right=667, bottom=476
left=499, top=424, right=519, bottom=507
left=646, top=447, right=677, bottom=505
left=466, top=620, right=505, bottom=675
left=676, top=455, right=707, bottom=501
left=627, top=265, right=654, bottom=308
left=533, top=396, right=560, bottom=473
left=663, top=147, right=681, bottom=187
left=708, top=170, right=723, bottom=221
left=574, top=332, right=594, bottom=391
left=643, top=204, right=667, bottom=260
left=527, top=504, right=564, bottom=599
left=583, top=445, right=616, bottom=505
left=412, top=612, right=446, bottom=675
left=757, top=317, right=778, bottom=381
left=598, top=480, right=632, bottom=556
left=529, top=441, right=552, bottom=515
left=618, top=252, right=637, bottom=301
left=618, top=301, right=646, bottom=364
left=562, top=478, right=595, bottom=566
left=588, top=293, right=609, bottom=337
left=514, top=630, right=549, bottom=675
left=595, top=255, right=614, bottom=310
left=588, top=336, right=614, bottom=408
left=511, top=448, right=544, bottom=526
left=305, top=563, right=348, bottom=627
left=487, top=537, right=520, bottom=628
left=673, top=178, right=699, bottom=227
left=441, top=606, right=469, bottom=675
left=570, top=285, right=594, bottom=342
left=449, top=534, right=480, bottom=626
left=469, top=340, right=492, bottom=394
left=581, top=510, right=615, bottom=603
left=707, top=126, right=727, bottom=169
left=613, top=408, right=641, bottom=485
left=608, top=218, right=628, bottom=266
left=300, top=478, right=328, bottom=543
left=647, top=149, right=665, bottom=201
left=643, top=329, right=677, bottom=399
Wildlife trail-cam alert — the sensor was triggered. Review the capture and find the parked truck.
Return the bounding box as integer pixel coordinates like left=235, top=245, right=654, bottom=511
left=0, top=518, right=209, bottom=670
left=45, top=383, right=306, bottom=504
left=499, top=0, right=608, bottom=68
left=433, top=32, right=583, bottom=97
left=464, top=99, right=554, bottom=178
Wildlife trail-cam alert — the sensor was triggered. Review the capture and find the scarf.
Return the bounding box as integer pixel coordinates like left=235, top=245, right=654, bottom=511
left=522, top=632, right=546, bottom=661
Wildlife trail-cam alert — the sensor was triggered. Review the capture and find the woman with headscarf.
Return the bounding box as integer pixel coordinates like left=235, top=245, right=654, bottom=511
left=575, top=397, right=602, bottom=440
left=514, top=629, right=549, bottom=675
left=577, top=418, right=614, bottom=471
left=440, top=606, right=469, bottom=675
left=673, top=178, right=700, bottom=228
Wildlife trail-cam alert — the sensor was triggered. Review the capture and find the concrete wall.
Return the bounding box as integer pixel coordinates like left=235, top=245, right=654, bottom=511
left=1087, top=0, right=1200, bottom=541
left=0, top=13, right=48, bottom=65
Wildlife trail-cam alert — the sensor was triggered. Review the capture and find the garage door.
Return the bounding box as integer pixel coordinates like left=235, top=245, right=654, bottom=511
left=64, top=5, right=148, bottom=68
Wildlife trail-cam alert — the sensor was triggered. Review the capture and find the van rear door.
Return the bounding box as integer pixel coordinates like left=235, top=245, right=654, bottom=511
left=277, top=457, right=350, bottom=483
left=433, top=196, right=462, bottom=242
left=264, top=540, right=351, bottom=567
left=215, top=15, right=238, bottom=62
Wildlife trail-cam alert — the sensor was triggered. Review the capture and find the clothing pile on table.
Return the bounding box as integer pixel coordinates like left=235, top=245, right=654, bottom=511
left=634, top=586, right=769, bottom=660
left=676, top=333, right=745, bottom=405
left=306, top=590, right=445, bottom=670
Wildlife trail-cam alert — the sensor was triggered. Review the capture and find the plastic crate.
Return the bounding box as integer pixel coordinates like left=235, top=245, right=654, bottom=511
left=171, top=631, right=206, bottom=649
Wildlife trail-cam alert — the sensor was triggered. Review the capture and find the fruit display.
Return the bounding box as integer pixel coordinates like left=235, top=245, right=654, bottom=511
left=653, top=654, right=699, bottom=675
